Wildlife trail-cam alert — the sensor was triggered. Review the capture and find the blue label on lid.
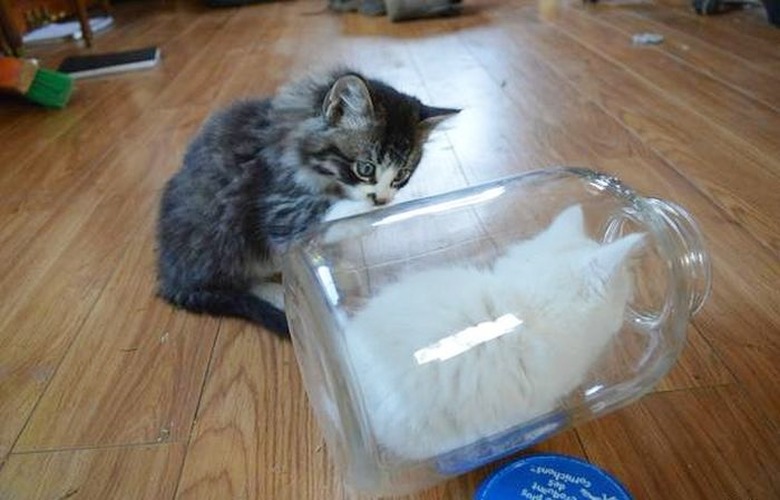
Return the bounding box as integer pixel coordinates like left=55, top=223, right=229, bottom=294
left=475, top=454, right=632, bottom=500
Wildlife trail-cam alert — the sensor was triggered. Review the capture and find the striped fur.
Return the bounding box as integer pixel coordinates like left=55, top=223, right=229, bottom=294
left=156, top=69, right=458, bottom=335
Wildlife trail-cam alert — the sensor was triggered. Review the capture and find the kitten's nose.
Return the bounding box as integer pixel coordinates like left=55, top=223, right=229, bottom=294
left=369, top=193, right=389, bottom=206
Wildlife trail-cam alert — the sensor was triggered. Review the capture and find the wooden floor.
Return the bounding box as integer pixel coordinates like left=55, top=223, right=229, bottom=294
left=1, top=0, right=778, bottom=498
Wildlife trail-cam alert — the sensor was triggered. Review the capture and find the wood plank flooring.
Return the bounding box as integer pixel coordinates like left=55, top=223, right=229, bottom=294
left=1, top=0, right=778, bottom=498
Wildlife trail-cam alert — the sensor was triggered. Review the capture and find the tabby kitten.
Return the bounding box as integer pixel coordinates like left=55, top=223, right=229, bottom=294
left=156, top=69, right=458, bottom=335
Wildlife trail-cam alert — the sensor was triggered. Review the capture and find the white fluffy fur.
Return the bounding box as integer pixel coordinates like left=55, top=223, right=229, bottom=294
left=343, top=204, right=644, bottom=460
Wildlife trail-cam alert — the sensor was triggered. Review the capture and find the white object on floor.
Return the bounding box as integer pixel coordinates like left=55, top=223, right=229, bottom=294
left=23, top=16, right=114, bottom=44
left=631, top=32, right=664, bottom=45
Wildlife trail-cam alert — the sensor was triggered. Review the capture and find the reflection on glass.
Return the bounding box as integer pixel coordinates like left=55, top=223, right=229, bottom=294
left=316, top=265, right=340, bottom=305
left=414, top=313, right=523, bottom=365
left=584, top=384, right=603, bottom=397
left=374, top=187, right=506, bottom=227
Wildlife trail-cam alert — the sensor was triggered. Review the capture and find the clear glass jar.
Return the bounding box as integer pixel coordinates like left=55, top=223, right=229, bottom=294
left=283, top=167, right=711, bottom=496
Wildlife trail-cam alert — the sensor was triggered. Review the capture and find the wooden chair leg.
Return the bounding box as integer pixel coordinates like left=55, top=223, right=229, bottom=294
left=0, top=32, right=15, bottom=56
left=0, top=0, right=23, bottom=55
left=71, top=0, right=93, bottom=47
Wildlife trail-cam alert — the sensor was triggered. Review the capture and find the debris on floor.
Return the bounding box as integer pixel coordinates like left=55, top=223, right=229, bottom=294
left=632, top=32, right=665, bottom=45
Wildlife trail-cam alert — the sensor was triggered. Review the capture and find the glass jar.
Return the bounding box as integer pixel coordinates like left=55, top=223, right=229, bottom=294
left=283, top=167, right=711, bottom=496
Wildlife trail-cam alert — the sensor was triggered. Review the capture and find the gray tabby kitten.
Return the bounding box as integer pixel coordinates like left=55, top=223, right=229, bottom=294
left=156, top=69, right=457, bottom=335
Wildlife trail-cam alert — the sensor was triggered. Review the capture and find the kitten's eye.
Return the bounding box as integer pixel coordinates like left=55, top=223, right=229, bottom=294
left=354, top=161, right=375, bottom=179
left=394, top=168, right=412, bottom=184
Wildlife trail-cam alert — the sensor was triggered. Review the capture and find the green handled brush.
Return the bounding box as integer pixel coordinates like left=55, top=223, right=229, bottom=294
left=0, top=56, right=73, bottom=108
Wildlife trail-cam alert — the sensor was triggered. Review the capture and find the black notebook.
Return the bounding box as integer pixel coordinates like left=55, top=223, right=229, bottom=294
left=57, top=47, right=160, bottom=79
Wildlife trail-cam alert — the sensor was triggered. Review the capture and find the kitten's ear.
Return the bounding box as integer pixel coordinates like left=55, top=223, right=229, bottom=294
left=418, top=105, right=460, bottom=132
left=543, top=204, right=586, bottom=243
left=323, top=75, right=374, bottom=128
left=580, top=233, right=645, bottom=292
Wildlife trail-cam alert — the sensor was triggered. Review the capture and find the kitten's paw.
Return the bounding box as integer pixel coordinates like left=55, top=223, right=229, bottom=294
left=322, top=200, right=376, bottom=244
left=323, top=199, right=375, bottom=222
left=251, top=282, right=285, bottom=310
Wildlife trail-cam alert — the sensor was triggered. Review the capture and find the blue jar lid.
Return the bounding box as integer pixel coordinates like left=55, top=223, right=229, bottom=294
left=475, top=454, right=632, bottom=500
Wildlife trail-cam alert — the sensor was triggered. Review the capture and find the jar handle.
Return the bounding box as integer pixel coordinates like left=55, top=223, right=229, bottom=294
left=645, top=198, right=712, bottom=316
